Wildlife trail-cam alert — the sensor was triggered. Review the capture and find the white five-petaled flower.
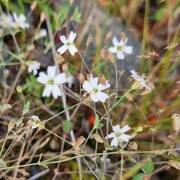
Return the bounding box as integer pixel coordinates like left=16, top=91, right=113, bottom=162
left=109, top=37, right=133, bottom=59
left=0, top=14, right=14, bottom=28
left=13, top=13, right=29, bottom=29
left=105, top=125, right=131, bottom=147
left=82, top=76, right=110, bottom=103
left=37, top=66, right=66, bottom=99
left=57, top=31, right=78, bottom=56
left=26, top=61, right=40, bottom=76
left=130, top=70, right=151, bottom=90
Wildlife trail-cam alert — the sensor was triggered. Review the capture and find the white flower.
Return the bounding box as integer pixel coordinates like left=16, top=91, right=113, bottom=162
left=109, top=37, right=133, bottom=59
left=37, top=66, right=66, bottom=99
left=105, top=125, right=131, bottom=147
left=26, top=61, right=40, bottom=75
left=83, top=76, right=110, bottom=103
left=0, top=14, right=14, bottom=28
left=57, top=31, right=78, bottom=56
left=13, top=13, right=29, bottom=29
left=28, top=115, right=44, bottom=129
left=130, top=70, right=151, bottom=90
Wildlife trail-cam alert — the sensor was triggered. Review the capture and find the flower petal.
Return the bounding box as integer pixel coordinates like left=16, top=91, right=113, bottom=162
left=42, top=85, right=52, bottom=97
left=47, top=66, right=56, bottom=77
left=90, top=93, right=99, bottom=102
left=111, top=137, right=119, bottom=147
left=120, top=134, right=131, bottom=142
left=68, top=44, right=78, bottom=56
left=54, top=73, right=66, bottom=84
left=52, top=85, right=61, bottom=99
left=97, top=83, right=107, bottom=91
left=96, top=91, right=109, bottom=102
left=57, top=45, right=68, bottom=54
left=105, top=132, right=115, bottom=139
left=69, top=31, right=76, bottom=42
left=83, top=81, right=93, bottom=92
left=124, top=46, right=133, bottom=54
left=117, top=51, right=124, bottom=59
left=109, top=47, right=117, bottom=53
left=112, top=125, right=121, bottom=133
left=60, top=35, right=67, bottom=44
left=120, top=125, right=131, bottom=133
left=89, top=77, right=98, bottom=88
left=37, top=72, right=48, bottom=84
left=112, top=37, right=119, bottom=47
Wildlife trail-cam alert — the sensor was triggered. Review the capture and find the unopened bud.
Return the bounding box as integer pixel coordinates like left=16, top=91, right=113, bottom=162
left=54, top=53, right=65, bottom=64
left=62, top=62, right=68, bottom=72
left=8, top=120, right=15, bottom=132
left=30, top=1, right=37, bottom=10
left=40, top=12, right=46, bottom=22
left=129, top=141, right=138, bottom=150
left=86, top=35, right=93, bottom=47
left=105, top=48, right=115, bottom=63
left=171, top=113, right=180, bottom=132
left=120, top=32, right=126, bottom=43
left=16, top=86, right=22, bottom=93
left=105, top=31, right=112, bottom=41
left=69, top=0, right=74, bottom=5
left=27, top=44, right=35, bottom=51
left=77, top=73, right=85, bottom=84
left=98, top=74, right=106, bottom=85
left=125, top=93, right=133, bottom=101
left=100, top=48, right=107, bottom=61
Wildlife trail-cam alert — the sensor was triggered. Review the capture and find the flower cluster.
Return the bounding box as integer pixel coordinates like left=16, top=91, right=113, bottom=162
left=105, top=125, right=131, bottom=147
left=82, top=75, right=110, bottom=103
left=0, top=13, right=29, bottom=29
left=130, top=70, right=151, bottom=90
left=109, top=37, right=133, bottom=60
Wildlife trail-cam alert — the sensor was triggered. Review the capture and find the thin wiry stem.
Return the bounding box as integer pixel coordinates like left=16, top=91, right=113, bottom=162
left=45, top=13, right=82, bottom=180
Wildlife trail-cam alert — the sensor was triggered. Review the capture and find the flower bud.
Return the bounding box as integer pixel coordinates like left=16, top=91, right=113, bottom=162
left=100, top=48, right=107, bottom=61
left=54, top=53, right=65, bottom=64
left=129, top=141, right=138, bottom=150
left=86, top=35, right=93, bottom=47
left=171, top=113, right=180, bottom=132
left=120, top=32, right=126, bottom=43
left=77, top=73, right=85, bottom=84
left=98, top=74, right=106, bottom=86
left=40, top=12, right=46, bottom=22
left=105, top=31, right=112, bottom=41
left=30, top=1, right=37, bottom=10
left=62, top=62, right=68, bottom=73
left=105, top=48, right=115, bottom=63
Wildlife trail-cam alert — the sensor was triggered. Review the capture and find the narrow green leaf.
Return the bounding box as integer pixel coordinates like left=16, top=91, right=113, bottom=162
left=62, top=121, right=73, bottom=134
left=93, top=114, right=99, bottom=129
left=8, top=51, right=23, bottom=62
left=142, top=159, right=154, bottom=174
left=0, top=159, right=7, bottom=168
left=23, top=101, right=30, bottom=116
left=128, top=156, right=137, bottom=164
left=41, top=163, right=48, bottom=169
left=132, top=173, right=145, bottom=180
